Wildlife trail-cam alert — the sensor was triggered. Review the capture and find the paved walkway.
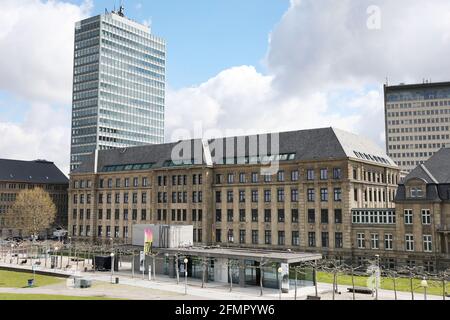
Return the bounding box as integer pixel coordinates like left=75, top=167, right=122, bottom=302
left=0, top=260, right=446, bottom=300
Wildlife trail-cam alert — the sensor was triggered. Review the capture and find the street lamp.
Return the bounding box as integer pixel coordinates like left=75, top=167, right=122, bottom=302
left=110, top=252, right=115, bottom=283
left=375, top=254, right=380, bottom=300
left=184, top=258, right=188, bottom=295
left=421, top=277, right=428, bottom=300
left=10, top=244, right=14, bottom=264
left=54, top=247, right=59, bottom=269
left=278, top=267, right=283, bottom=300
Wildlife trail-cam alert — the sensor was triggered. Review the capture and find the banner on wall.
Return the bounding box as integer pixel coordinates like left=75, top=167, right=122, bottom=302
left=144, top=228, right=153, bottom=254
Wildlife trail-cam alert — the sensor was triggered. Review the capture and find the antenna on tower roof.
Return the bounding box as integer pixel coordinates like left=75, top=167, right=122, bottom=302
left=118, top=0, right=125, bottom=17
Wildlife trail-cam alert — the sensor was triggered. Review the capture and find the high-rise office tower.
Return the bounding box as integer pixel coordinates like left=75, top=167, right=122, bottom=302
left=70, top=6, right=166, bottom=171
left=384, top=81, right=450, bottom=173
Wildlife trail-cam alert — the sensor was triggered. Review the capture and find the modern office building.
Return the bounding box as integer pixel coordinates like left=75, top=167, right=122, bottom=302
left=70, top=6, right=166, bottom=171
left=395, top=147, right=450, bottom=271
left=384, top=81, right=450, bottom=173
left=69, top=127, right=407, bottom=268
left=0, top=159, right=69, bottom=238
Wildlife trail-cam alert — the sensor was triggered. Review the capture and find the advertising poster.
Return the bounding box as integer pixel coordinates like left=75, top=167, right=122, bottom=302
left=144, top=228, right=153, bottom=254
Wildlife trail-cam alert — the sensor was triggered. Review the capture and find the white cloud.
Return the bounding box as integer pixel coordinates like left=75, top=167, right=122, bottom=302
left=167, top=0, right=450, bottom=149
left=0, top=0, right=92, bottom=174
left=0, top=103, right=71, bottom=174
left=0, top=0, right=92, bottom=104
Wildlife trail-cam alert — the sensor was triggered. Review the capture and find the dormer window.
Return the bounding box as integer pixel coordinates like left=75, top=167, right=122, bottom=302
left=410, top=187, right=424, bottom=198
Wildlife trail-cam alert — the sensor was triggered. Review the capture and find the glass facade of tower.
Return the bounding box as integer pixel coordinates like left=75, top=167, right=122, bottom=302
left=70, top=13, right=165, bottom=171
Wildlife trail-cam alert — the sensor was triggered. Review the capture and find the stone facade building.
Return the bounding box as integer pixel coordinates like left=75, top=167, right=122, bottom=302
left=69, top=127, right=406, bottom=267
left=0, top=159, right=69, bottom=238
left=394, top=148, right=450, bottom=271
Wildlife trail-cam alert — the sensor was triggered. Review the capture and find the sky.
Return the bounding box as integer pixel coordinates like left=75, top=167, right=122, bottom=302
left=1, top=0, right=450, bottom=175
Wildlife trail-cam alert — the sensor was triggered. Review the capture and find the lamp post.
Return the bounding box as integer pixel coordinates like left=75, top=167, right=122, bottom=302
left=421, top=277, right=428, bottom=301
left=375, top=254, right=380, bottom=300
left=54, top=247, right=59, bottom=269
left=110, top=252, right=115, bottom=284
left=68, top=236, right=72, bottom=269
left=10, top=244, right=14, bottom=264
left=184, top=258, right=188, bottom=295
left=278, top=267, right=283, bottom=300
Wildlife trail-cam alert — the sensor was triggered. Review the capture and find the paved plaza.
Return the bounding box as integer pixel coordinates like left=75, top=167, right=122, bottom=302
left=0, top=253, right=445, bottom=300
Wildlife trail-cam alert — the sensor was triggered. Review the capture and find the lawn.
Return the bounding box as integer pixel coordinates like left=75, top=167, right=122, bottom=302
left=0, top=293, right=122, bottom=300
left=317, top=272, right=450, bottom=296
left=0, top=270, right=64, bottom=288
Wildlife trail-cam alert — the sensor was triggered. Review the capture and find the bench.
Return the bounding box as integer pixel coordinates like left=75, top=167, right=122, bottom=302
left=306, top=295, right=321, bottom=300
left=347, top=287, right=373, bottom=295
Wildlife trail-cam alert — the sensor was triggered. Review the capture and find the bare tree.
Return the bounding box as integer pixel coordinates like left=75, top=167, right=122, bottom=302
left=6, top=188, right=56, bottom=239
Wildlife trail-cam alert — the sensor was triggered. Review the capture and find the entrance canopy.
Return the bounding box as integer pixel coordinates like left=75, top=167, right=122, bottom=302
left=156, top=247, right=322, bottom=264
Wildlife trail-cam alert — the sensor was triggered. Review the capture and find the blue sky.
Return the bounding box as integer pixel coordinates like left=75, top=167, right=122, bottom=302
left=2, top=0, right=450, bottom=174
left=70, top=0, right=290, bottom=88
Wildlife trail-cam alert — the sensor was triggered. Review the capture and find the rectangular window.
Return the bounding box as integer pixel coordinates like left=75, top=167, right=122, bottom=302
left=307, top=169, right=315, bottom=181
left=264, top=209, right=271, bottom=222
left=251, top=172, right=258, bottom=183
left=423, top=235, right=432, bottom=252
left=277, top=188, right=285, bottom=202
left=216, top=229, right=222, bottom=243
left=421, top=209, right=431, bottom=225
left=215, top=191, right=222, bottom=203
left=292, top=231, right=300, bottom=246
left=216, top=209, right=222, bottom=222
left=227, top=209, right=234, bottom=222
left=371, top=234, right=379, bottom=249
left=334, top=188, right=342, bottom=202
left=278, top=231, right=285, bottom=245
left=308, top=209, right=315, bottom=223
left=320, top=188, right=328, bottom=202
left=308, top=232, right=316, bottom=247
left=264, top=190, right=271, bottom=203
left=239, top=173, right=246, bottom=183
left=228, top=229, right=234, bottom=243
left=227, top=190, right=234, bottom=203
left=291, top=189, right=299, bottom=202
left=114, top=209, right=120, bottom=220
left=265, top=230, right=272, bottom=245
left=239, top=190, right=246, bottom=203
left=335, top=232, right=343, bottom=248
left=264, top=174, right=272, bottom=183
left=227, top=173, right=235, bottom=184
left=141, top=209, right=147, bottom=221
left=333, top=168, right=342, bottom=179
left=357, top=233, right=365, bottom=249
left=278, top=209, right=285, bottom=223
left=320, top=169, right=328, bottom=180
left=404, top=209, right=413, bottom=225
left=106, top=209, right=111, bottom=220
left=277, top=171, right=285, bottom=182
left=133, top=177, right=138, bottom=187
left=321, top=232, right=329, bottom=248
left=335, top=209, right=342, bottom=224
left=405, top=234, right=414, bottom=252
left=98, top=209, right=103, bottom=220
left=291, top=170, right=299, bottom=181
left=385, top=234, right=393, bottom=250
left=251, top=190, right=258, bottom=203
left=239, top=209, right=246, bottom=222
left=239, top=230, right=246, bottom=244
left=292, top=209, right=299, bottom=223
left=252, top=230, right=258, bottom=244
left=307, top=189, right=315, bottom=202
left=321, top=209, right=329, bottom=224
left=251, top=209, right=258, bottom=222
